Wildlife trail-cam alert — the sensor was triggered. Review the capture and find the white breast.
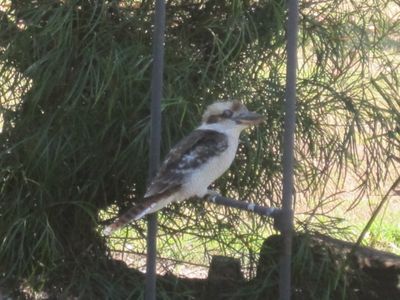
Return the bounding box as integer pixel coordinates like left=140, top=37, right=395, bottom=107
left=182, top=128, right=241, bottom=198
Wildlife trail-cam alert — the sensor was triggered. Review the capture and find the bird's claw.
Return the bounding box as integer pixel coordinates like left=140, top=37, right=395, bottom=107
left=204, top=190, right=220, bottom=202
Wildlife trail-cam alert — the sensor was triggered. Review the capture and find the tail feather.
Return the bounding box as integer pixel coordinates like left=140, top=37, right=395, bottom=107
left=103, top=205, right=143, bottom=236
left=103, top=195, right=164, bottom=236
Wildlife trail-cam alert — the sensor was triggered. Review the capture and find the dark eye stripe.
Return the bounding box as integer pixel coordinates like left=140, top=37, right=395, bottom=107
left=222, top=109, right=233, bottom=118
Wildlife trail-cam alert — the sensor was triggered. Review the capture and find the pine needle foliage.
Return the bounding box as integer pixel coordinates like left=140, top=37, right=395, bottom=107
left=0, top=0, right=399, bottom=298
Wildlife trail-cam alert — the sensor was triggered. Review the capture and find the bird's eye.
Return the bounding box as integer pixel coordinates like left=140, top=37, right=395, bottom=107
left=222, top=109, right=233, bottom=118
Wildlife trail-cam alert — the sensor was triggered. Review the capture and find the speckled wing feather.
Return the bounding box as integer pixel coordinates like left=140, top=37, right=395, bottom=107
left=145, top=129, right=228, bottom=198
left=104, top=129, right=228, bottom=235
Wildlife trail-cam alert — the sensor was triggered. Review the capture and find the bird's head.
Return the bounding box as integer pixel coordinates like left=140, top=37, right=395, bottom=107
left=201, top=100, right=264, bottom=131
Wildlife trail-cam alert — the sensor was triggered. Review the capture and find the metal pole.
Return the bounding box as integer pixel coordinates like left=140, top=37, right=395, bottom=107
left=146, top=0, right=166, bottom=299
left=280, top=0, right=298, bottom=299
left=205, top=193, right=279, bottom=218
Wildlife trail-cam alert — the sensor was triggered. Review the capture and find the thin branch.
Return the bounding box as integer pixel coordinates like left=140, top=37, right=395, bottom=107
left=353, top=175, right=400, bottom=249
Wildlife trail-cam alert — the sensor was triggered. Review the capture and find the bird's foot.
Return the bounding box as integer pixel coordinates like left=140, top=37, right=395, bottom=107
left=204, top=190, right=220, bottom=202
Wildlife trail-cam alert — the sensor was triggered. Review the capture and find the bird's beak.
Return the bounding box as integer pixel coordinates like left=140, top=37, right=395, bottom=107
left=234, top=111, right=265, bottom=126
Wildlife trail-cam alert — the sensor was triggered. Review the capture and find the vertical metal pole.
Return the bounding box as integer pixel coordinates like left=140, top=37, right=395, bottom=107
left=146, top=0, right=166, bottom=299
left=280, top=0, right=298, bottom=300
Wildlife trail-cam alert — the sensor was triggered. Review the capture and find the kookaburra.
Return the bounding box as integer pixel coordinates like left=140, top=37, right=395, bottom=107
left=104, top=100, right=264, bottom=235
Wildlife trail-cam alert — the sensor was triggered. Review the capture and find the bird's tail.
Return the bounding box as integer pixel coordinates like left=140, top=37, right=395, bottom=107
left=103, top=196, right=161, bottom=236
left=103, top=206, right=141, bottom=236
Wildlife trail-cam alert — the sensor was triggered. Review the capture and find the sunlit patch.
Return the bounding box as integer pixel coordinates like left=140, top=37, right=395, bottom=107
left=17, top=19, right=26, bottom=30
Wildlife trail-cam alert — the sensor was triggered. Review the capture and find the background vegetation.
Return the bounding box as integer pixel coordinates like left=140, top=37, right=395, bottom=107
left=0, top=0, right=399, bottom=299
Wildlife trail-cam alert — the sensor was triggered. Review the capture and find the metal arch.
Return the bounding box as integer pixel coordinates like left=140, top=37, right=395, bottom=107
left=144, top=0, right=298, bottom=299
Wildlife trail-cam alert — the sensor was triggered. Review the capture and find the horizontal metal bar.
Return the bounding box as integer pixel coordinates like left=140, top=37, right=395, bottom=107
left=205, top=193, right=280, bottom=218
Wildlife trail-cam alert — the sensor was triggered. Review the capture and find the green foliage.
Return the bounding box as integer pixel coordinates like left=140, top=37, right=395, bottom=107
left=253, top=234, right=352, bottom=300
left=0, top=0, right=399, bottom=298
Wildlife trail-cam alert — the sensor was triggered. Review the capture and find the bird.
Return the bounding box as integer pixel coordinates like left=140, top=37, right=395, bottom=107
left=103, top=100, right=264, bottom=235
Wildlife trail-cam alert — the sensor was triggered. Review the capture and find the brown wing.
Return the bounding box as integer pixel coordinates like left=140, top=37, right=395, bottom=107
left=144, top=129, right=228, bottom=198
